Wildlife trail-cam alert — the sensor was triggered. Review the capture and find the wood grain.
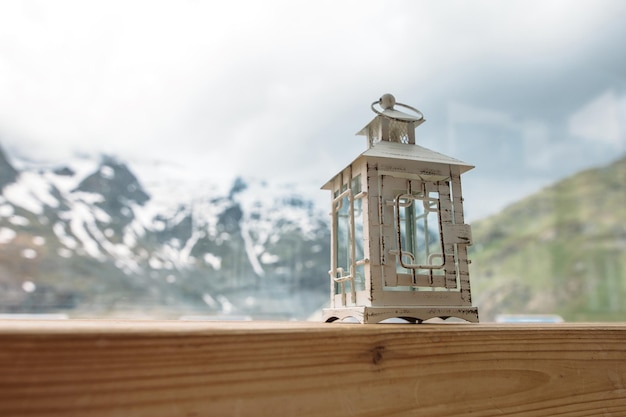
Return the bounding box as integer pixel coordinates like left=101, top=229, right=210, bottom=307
left=0, top=321, right=625, bottom=416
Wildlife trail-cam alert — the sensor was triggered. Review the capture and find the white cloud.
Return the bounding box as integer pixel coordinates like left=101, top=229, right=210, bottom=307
left=569, top=89, right=624, bottom=149
left=0, top=0, right=625, bottom=220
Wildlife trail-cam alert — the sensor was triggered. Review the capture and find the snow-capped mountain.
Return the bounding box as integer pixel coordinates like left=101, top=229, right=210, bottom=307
left=0, top=145, right=330, bottom=319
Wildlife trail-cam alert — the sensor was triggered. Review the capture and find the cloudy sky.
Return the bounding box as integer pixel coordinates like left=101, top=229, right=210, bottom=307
left=0, top=0, right=625, bottom=220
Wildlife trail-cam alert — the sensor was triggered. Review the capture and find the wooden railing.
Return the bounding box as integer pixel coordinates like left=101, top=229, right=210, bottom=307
left=0, top=320, right=625, bottom=416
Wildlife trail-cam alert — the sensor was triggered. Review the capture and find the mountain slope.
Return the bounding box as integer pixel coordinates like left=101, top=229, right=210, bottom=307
left=469, top=155, right=626, bottom=321
left=0, top=147, right=17, bottom=190
left=0, top=146, right=330, bottom=319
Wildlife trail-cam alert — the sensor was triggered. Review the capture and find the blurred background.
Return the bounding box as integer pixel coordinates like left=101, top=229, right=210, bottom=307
left=0, top=0, right=624, bottom=321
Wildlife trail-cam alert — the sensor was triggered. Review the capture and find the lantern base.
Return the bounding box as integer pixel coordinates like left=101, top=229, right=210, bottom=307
left=322, top=306, right=479, bottom=324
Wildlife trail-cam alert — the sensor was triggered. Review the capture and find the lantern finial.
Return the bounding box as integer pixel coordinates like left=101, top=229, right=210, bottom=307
left=379, top=93, right=396, bottom=110
left=358, top=94, right=426, bottom=147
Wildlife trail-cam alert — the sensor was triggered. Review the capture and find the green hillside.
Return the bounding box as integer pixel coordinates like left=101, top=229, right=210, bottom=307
left=469, top=155, right=626, bottom=322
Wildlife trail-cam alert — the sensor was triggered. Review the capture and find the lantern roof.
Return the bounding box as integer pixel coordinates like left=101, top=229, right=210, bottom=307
left=321, top=141, right=474, bottom=190
left=362, top=140, right=473, bottom=169
left=322, top=94, right=474, bottom=189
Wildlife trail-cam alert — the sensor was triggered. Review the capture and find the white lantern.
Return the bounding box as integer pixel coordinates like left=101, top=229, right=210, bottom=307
left=322, top=94, right=479, bottom=323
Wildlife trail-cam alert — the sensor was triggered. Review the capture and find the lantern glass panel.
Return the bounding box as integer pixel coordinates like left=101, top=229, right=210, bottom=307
left=395, top=191, right=444, bottom=275
left=353, top=185, right=365, bottom=292
left=333, top=175, right=365, bottom=295
left=334, top=187, right=349, bottom=294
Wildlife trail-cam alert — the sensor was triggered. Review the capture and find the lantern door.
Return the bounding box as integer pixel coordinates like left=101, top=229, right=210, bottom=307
left=377, top=174, right=473, bottom=306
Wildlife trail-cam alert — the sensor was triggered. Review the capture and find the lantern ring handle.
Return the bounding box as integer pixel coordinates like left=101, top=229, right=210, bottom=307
left=370, top=101, right=424, bottom=121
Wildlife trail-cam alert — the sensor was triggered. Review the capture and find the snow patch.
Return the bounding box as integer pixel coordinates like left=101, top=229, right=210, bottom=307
left=71, top=191, right=104, bottom=204
left=149, top=257, right=163, bottom=269
left=203, top=253, right=222, bottom=270
left=240, top=221, right=265, bottom=277
left=53, top=222, right=78, bottom=249
left=3, top=172, right=59, bottom=214
left=0, top=204, right=14, bottom=217
left=22, top=281, right=36, bottom=293
left=21, top=248, right=37, bottom=259
left=100, top=165, right=115, bottom=179
left=62, top=202, right=103, bottom=259
left=9, top=216, right=29, bottom=226
left=57, top=248, right=73, bottom=258
left=202, top=293, right=218, bottom=308
left=0, top=228, right=16, bottom=244
left=217, top=295, right=234, bottom=314
left=260, top=252, right=280, bottom=264
left=179, top=229, right=203, bottom=265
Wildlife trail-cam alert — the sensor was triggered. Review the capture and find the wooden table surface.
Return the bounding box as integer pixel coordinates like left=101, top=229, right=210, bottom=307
left=0, top=320, right=625, bottom=416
